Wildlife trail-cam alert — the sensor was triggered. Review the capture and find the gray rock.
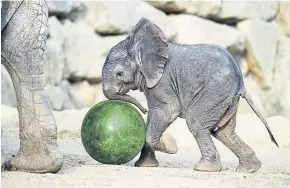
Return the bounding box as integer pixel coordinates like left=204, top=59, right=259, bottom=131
left=47, top=0, right=73, bottom=16
left=69, top=81, right=100, bottom=107
left=67, top=1, right=87, bottom=22
left=61, top=20, right=105, bottom=81
left=148, top=1, right=220, bottom=15
left=205, top=1, right=278, bottom=23
left=149, top=1, right=278, bottom=24
left=43, top=38, right=65, bottom=85
left=72, top=1, right=177, bottom=40
left=169, top=15, right=245, bottom=64
left=47, top=16, right=66, bottom=42
left=59, top=80, right=86, bottom=110
left=237, top=22, right=290, bottom=118
left=274, top=36, right=290, bottom=118
left=46, top=80, right=88, bottom=111
left=46, top=17, right=106, bottom=82
left=44, top=17, right=67, bottom=85
left=237, top=20, right=280, bottom=89
left=276, top=2, right=290, bottom=36
left=46, top=84, right=66, bottom=111
left=1, top=66, right=16, bottom=107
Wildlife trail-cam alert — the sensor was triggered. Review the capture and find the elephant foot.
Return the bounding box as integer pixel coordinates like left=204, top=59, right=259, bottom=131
left=236, top=154, right=261, bottom=173
left=134, top=155, right=159, bottom=167
left=193, top=158, right=222, bottom=172
left=159, top=133, right=178, bottom=154
left=4, top=150, right=63, bottom=173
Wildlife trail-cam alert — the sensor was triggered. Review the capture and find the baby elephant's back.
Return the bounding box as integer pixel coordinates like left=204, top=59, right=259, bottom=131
left=169, top=43, right=243, bottom=102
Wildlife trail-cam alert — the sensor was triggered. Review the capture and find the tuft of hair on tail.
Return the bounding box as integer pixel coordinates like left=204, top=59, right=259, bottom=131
left=240, top=90, right=279, bottom=147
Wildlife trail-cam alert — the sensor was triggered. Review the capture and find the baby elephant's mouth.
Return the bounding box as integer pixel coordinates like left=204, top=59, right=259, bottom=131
left=118, top=82, right=136, bottom=95
left=118, top=83, right=130, bottom=95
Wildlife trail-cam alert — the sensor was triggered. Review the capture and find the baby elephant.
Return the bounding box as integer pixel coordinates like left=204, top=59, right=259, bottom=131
left=101, top=17, right=278, bottom=173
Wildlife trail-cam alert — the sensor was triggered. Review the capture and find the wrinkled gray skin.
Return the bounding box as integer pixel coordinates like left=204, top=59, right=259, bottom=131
left=102, top=18, right=279, bottom=173
left=1, top=0, right=63, bottom=173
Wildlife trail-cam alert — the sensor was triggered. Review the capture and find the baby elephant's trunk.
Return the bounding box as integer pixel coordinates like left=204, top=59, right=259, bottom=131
left=103, top=89, right=147, bottom=114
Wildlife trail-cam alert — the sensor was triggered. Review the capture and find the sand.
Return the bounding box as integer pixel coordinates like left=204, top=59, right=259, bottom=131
left=1, top=103, right=290, bottom=188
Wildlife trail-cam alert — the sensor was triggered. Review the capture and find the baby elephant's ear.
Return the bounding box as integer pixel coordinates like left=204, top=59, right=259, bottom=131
left=128, top=18, right=169, bottom=88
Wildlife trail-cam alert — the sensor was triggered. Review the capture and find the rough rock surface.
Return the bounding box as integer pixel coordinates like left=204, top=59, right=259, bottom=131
left=61, top=20, right=104, bottom=81
left=43, top=38, right=65, bottom=85
left=236, top=20, right=290, bottom=118
left=45, top=17, right=126, bottom=83
left=276, top=2, right=290, bottom=36
left=169, top=14, right=245, bottom=63
left=266, top=35, right=290, bottom=118
left=45, top=81, right=85, bottom=111
left=73, top=1, right=177, bottom=40
left=1, top=66, right=16, bottom=107
left=149, top=1, right=278, bottom=24
left=237, top=20, right=280, bottom=89
left=47, top=0, right=73, bottom=16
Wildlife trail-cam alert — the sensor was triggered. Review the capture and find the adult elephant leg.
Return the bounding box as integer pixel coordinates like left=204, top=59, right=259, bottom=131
left=1, top=1, right=63, bottom=173
left=135, top=107, right=178, bottom=167
left=212, top=113, right=261, bottom=173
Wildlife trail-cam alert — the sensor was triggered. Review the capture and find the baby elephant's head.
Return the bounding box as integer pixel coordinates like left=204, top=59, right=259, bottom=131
left=101, top=17, right=169, bottom=114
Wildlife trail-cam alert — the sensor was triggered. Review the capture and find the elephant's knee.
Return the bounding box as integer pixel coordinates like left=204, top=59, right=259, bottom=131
left=145, top=132, right=160, bottom=150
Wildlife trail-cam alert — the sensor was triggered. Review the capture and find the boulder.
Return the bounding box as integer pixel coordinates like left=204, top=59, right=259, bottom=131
left=69, top=1, right=177, bottom=40
left=202, top=1, right=278, bottom=23
left=67, top=2, right=87, bottom=22
left=58, top=80, right=86, bottom=110
left=273, top=36, right=290, bottom=119
left=47, top=16, right=66, bottom=41
left=46, top=80, right=87, bottom=111
left=1, top=66, right=16, bottom=107
left=61, top=20, right=105, bottom=81
left=237, top=20, right=290, bottom=118
left=45, top=84, right=67, bottom=111
left=168, top=15, right=245, bottom=64
left=147, top=1, right=186, bottom=13
left=149, top=1, right=278, bottom=24
left=43, top=38, right=65, bottom=85
left=47, top=0, right=73, bottom=16
left=148, top=1, right=220, bottom=15
left=69, top=81, right=101, bottom=107
left=46, top=17, right=106, bottom=82
left=44, top=17, right=67, bottom=85
left=276, top=2, right=290, bottom=36
left=237, top=20, right=280, bottom=89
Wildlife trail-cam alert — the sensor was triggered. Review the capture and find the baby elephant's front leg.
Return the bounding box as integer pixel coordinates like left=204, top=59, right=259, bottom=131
left=146, top=109, right=178, bottom=154
left=135, top=109, right=178, bottom=167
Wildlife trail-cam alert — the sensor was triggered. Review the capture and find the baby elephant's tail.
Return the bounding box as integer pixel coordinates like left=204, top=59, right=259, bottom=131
left=240, top=91, right=279, bottom=147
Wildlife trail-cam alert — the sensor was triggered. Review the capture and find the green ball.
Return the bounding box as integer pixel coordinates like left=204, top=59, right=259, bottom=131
left=81, top=100, right=146, bottom=165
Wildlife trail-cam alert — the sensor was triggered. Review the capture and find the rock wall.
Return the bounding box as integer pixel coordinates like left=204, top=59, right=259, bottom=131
left=2, top=1, right=290, bottom=119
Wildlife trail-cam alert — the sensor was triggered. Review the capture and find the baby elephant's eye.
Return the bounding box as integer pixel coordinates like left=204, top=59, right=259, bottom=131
left=116, top=71, right=123, bottom=76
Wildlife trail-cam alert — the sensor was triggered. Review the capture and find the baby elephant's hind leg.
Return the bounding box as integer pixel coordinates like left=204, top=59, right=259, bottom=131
left=212, top=113, right=261, bottom=173
left=186, top=116, right=222, bottom=172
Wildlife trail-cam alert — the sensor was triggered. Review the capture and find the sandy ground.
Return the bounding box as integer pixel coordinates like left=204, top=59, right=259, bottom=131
left=1, top=98, right=290, bottom=188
